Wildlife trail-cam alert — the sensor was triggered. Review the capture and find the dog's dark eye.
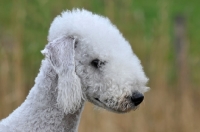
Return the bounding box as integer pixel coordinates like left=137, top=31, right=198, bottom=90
left=91, top=59, right=100, bottom=68
left=91, top=59, right=105, bottom=68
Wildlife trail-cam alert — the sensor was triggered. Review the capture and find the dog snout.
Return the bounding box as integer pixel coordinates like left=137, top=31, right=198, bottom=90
left=131, top=92, right=144, bottom=106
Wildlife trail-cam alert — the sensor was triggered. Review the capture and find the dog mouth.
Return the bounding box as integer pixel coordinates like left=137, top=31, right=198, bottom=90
left=94, top=98, right=101, bottom=102
left=91, top=97, right=136, bottom=113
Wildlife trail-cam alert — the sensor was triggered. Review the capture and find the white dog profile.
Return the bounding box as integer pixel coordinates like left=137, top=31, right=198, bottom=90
left=0, top=9, right=149, bottom=132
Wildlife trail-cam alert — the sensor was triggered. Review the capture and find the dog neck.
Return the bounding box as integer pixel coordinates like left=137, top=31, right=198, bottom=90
left=28, top=59, right=85, bottom=131
left=0, top=59, right=84, bottom=132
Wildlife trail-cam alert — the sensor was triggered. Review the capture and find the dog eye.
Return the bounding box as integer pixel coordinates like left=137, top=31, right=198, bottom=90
left=91, top=59, right=100, bottom=68
left=91, top=59, right=105, bottom=68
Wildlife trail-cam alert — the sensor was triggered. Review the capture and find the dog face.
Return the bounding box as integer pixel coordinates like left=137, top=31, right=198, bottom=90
left=47, top=9, right=149, bottom=113
left=74, top=36, right=149, bottom=113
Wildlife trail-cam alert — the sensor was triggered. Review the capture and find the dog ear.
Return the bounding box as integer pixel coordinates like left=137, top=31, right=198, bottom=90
left=41, top=36, right=83, bottom=114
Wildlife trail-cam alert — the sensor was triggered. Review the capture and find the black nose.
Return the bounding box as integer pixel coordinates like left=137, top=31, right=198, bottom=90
left=131, top=92, right=144, bottom=106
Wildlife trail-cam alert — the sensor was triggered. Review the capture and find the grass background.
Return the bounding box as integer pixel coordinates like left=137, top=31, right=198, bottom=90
left=0, top=0, right=200, bottom=131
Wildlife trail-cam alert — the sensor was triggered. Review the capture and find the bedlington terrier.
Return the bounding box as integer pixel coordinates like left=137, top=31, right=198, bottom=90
left=0, top=9, right=149, bottom=132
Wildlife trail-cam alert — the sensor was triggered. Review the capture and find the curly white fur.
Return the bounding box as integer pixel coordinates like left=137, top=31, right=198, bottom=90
left=0, top=9, right=149, bottom=132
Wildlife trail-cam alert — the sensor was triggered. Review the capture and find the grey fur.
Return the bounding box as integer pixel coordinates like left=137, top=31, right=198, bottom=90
left=0, top=9, right=149, bottom=132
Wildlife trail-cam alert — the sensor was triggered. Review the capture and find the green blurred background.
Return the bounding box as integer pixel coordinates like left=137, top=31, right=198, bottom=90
left=0, top=0, right=200, bottom=132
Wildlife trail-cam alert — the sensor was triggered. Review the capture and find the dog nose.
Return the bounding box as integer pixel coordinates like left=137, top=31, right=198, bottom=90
left=131, top=92, right=144, bottom=106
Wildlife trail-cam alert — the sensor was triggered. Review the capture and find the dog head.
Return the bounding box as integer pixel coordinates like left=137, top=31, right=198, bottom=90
left=43, top=9, right=149, bottom=113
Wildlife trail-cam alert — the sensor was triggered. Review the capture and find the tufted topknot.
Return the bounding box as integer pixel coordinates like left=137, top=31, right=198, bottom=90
left=48, top=9, right=123, bottom=42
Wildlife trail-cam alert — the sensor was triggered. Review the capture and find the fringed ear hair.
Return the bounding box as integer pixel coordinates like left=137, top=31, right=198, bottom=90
left=41, top=36, right=83, bottom=114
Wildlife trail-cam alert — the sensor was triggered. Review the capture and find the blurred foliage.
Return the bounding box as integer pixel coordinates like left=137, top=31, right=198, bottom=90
left=0, top=0, right=200, bottom=132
